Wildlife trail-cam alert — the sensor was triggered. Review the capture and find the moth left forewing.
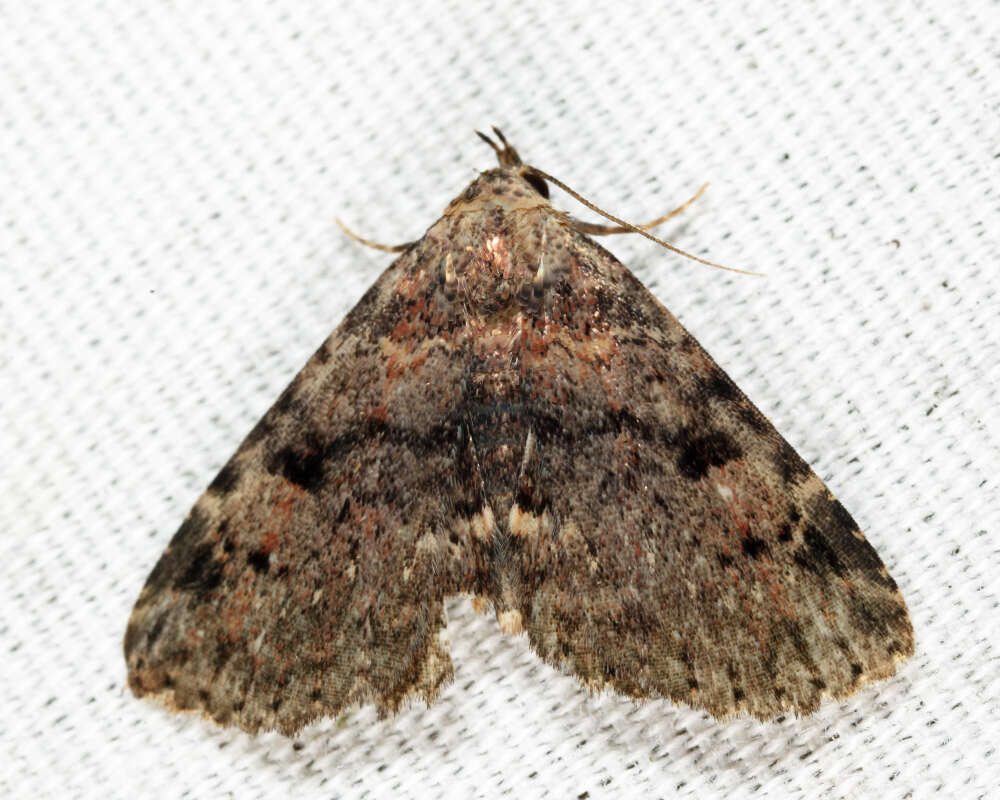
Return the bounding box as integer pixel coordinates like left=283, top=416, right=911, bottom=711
left=124, top=245, right=497, bottom=734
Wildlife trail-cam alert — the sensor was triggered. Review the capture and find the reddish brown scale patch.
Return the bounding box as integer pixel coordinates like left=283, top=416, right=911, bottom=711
left=390, top=319, right=413, bottom=340
left=767, top=577, right=796, bottom=620
left=221, top=582, right=254, bottom=637
left=251, top=484, right=305, bottom=570
left=527, top=329, right=551, bottom=358
left=600, top=379, right=624, bottom=413
left=383, top=353, right=401, bottom=380
left=260, top=530, right=279, bottom=556
left=269, top=485, right=303, bottom=528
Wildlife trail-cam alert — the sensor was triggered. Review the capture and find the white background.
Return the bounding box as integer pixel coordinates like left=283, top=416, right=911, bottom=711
left=3, top=1, right=998, bottom=798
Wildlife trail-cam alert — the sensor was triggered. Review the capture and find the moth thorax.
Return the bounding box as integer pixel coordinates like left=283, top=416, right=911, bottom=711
left=448, top=234, right=526, bottom=315
left=436, top=234, right=555, bottom=318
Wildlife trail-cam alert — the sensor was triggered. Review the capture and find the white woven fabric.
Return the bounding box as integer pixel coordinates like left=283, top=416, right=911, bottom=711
left=3, top=1, right=998, bottom=797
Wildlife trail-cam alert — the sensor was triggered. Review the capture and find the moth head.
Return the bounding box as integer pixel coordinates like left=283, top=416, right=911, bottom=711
left=476, top=126, right=550, bottom=199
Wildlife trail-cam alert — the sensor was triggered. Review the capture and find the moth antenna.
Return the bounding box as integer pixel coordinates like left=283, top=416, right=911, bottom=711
left=524, top=167, right=764, bottom=276
left=476, top=129, right=502, bottom=156
left=571, top=183, right=709, bottom=235
left=336, top=217, right=415, bottom=253
left=491, top=126, right=510, bottom=147
left=476, top=127, right=522, bottom=167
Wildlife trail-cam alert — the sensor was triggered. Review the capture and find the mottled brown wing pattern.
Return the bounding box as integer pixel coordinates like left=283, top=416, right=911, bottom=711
left=506, top=231, right=913, bottom=719
left=124, top=245, right=498, bottom=734
left=126, top=132, right=912, bottom=734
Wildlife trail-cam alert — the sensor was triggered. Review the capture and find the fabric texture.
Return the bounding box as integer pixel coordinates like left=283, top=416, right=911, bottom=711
left=2, top=1, right=997, bottom=797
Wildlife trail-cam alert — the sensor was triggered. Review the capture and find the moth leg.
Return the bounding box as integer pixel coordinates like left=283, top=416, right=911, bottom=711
left=569, top=183, right=708, bottom=236
left=336, top=217, right=417, bottom=253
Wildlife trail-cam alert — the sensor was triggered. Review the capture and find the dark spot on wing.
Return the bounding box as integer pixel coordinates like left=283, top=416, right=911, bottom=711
left=794, top=524, right=846, bottom=576
left=804, top=492, right=891, bottom=578
left=144, top=508, right=213, bottom=594
left=700, top=370, right=740, bottom=403
left=515, top=482, right=550, bottom=514
left=244, top=415, right=273, bottom=446
left=247, top=549, right=270, bottom=573
left=453, top=493, right=485, bottom=518
left=335, top=498, right=351, bottom=525
left=266, top=431, right=331, bottom=493
left=175, top=541, right=225, bottom=595
left=783, top=619, right=813, bottom=666
left=123, top=622, right=141, bottom=658
left=676, top=430, right=742, bottom=480
left=774, top=441, right=811, bottom=485
left=213, top=638, right=233, bottom=671
left=736, top=402, right=771, bottom=434
left=847, top=595, right=885, bottom=635
left=207, top=459, right=241, bottom=495
left=741, top=534, right=770, bottom=559
left=143, top=613, right=167, bottom=649
left=312, top=338, right=332, bottom=364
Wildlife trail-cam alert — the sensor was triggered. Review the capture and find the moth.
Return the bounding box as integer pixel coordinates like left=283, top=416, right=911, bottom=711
left=124, top=129, right=913, bottom=734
